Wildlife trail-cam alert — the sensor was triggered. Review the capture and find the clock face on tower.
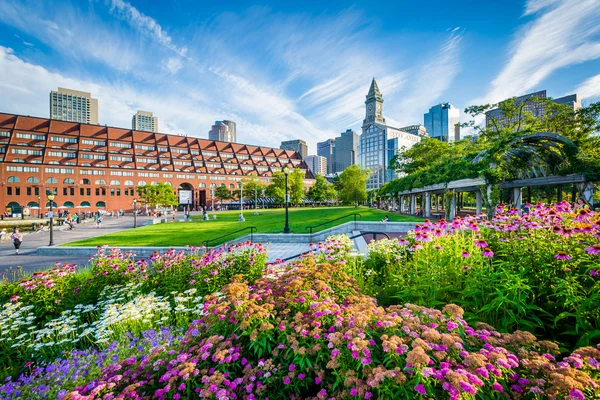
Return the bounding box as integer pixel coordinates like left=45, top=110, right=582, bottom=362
left=367, top=103, right=373, bottom=111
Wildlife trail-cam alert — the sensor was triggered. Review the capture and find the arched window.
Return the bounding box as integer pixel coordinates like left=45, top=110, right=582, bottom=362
left=95, top=179, right=106, bottom=185
left=138, top=181, right=147, bottom=186
left=210, top=183, right=217, bottom=188
left=164, top=182, right=172, bottom=186
left=199, top=183, right=206, bottom=188
left=46, top=177, right=58, bottom=184
left=80, top=201, right=91, bottom=207
left=81, top=179, right=91, bottom=185
left=96, top=201, right=106, bottom=208
left=220, top=183, right=226, bottom=187
left=7, top=176, right=20, bottom=183
left=110, top=180, right=120, bottom=186
left=151, top=181, right=158, bottom=185
left=26, top=177, right=39, bottom=184
left=229, top=184, right=235, bottom=189
left=63, top=201, right=75, bottom=208
left=124, top=180, right=134, bottom=186
left=63, top=178, right=75, bottom=184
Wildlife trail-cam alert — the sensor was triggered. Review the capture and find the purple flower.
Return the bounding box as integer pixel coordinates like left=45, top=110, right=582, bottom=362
left=283, top=377, right=290, bottom=385
left=569, top=388, right=585, bottom=400
left=474, top=239, right=488, bottom=248
left=554, top=251, right=572, bottom=260
left=288, top=364, right=295, bottom=371
left=482, top=248, right=494, bottom=258
left=591, top=269, right=600, bottom=277
left=298, top=373, right=305, bottom=380
left=414, top=384, right=426, bottom=395
left=585, top=244, right=600, bottom=256
left=461, top=251, right=471, bottom=258
left=492, top=382, right=503, bottom=392
left=364, top=392, right=373, bottom=399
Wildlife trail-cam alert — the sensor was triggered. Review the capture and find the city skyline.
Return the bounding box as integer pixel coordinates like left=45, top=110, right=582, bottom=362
left=1, top=0, right=599, bottom=152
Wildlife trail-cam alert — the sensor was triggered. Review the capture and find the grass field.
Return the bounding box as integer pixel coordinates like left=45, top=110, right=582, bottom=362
left=66, top=206, right=422, bottom=247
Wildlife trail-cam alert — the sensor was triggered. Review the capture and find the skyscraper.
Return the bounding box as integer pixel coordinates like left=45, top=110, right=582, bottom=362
left=359, top=78, right=422, bottom=190
left=304, top=155, right=327, bottom=176
left=49, top=87, right=98, bottom=124
left=423, top=103, right=460, bottom=142
left=317, top=138, right=335, bottom=174
left=221, top=120, right=237, bottom=143
left=132, top=110, right=158, bottom=132
left=485, top=90, right=581, bottom=129
left=398, top=125, right=428, bottom=138
left=280, top=139, right=308, bottom=158
left=209, top=121, right=235, bottom=143
left=333, top=129, right=358, bottom=173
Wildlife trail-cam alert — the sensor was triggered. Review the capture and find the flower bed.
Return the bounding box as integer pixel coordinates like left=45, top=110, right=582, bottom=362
left=1, top=259, right=599, bottom=399
left=358, top=202, right=600, bottom=349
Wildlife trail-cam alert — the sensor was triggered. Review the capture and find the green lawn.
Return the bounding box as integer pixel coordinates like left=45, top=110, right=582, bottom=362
left=66, top=206, right=422, bottom=247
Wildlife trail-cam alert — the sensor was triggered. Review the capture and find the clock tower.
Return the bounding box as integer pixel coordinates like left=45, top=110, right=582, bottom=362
left=363, top=78, right=385, bottom=127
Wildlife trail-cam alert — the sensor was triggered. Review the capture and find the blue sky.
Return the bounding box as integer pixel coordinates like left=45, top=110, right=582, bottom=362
left=0, top=0, right=599, bottom=152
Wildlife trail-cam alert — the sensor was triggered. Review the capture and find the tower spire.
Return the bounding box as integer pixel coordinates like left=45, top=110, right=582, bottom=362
left=367, top=77, right=381, bottom=99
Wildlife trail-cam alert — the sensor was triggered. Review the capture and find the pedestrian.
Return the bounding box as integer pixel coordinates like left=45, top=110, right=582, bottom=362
left=97, top=215, right=103, bottom=229
left=11, top=228, right=23, bottom=255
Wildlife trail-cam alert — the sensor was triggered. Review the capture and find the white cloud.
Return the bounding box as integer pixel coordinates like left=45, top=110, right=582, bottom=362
left=393, top=31, right=462, bottom=127
left=106, top=0, right=188, bottom=56
left=483, top=0, right=600, bottom=104
left=165, top=57, right=184, bottom=74
left=575, top=74, right=600, bottom=100
left=523, top=0, right=561, bottom=15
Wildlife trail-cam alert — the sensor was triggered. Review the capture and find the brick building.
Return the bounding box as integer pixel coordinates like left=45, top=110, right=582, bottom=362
left=0, top=113, right=314, bottom=215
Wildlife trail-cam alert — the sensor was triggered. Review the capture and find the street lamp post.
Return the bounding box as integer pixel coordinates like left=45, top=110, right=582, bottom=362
left=238, top=182, right=245, bottom=222
left=133, top=198, right=137, bottom=228
left=211, top=188, right=214, bottom=210
left=47, top=192, right=55, bottom=246
left=283, top=166, right=290, bottom=233
left=254, top=188, right=259, bottom=216
left=37, top=196, right=41, bottom=219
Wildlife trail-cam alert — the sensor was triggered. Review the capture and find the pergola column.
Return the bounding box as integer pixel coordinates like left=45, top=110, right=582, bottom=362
left=410, top=194, right=416, bottom=215
left=579, top=182, right=594, bottom=205
left=513, top=187, right=522, bottom=211
left=475, top=190, right=483, bottom=215
left=425, top=192, right=431, bottom=218
left=449, top=192, right=457, bottom=220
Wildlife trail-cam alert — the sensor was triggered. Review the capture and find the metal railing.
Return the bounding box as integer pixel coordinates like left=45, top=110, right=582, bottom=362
left=281, top=231, right=390, bottom=261
left=202, top=226, right=257, bottom=248
left=305, top=213, right=361, bottom=234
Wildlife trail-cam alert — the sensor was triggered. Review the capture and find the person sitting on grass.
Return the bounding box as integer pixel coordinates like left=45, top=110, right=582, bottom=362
left=382, top=215, right=390, bottom=222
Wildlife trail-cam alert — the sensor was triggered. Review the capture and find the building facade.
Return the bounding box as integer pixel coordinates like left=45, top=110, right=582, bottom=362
left=49, top=88, right=98, bottom=125
left=358, top=79, right=422, bottom=190
left=0, top=113, right=314, bottom=215
left=304, top=155, right=327, bottom=176
left=132, top=110, right=158, bottom=133
left=280, top=139, right=308, bottom=158
left=485, top=90, right=581, bottom=129
left=221, top=120, right=237, bottom=143
left=317, top=138, right=335, bottom=174
left=423, top=103, right=460, bottom=142
left=208, top=121, right=235, bottom=143
left=398, top=125, right=428, bottom=138
left=332, top=129, right=358, bottom=173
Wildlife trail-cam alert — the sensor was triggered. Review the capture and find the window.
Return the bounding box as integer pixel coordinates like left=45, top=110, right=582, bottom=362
left=7, top=176, right=20, bottom=183
left=12, top=148, right=43, bottom=156
left=81, top=153, right=106, bottom=160
left=110, top=180, right=120, bottom=185
left=116, top=188, right=121, bottom=196
left=63, top=178, right=75, bottom=184
left=63, top=187, right=68, bottom=196
left=136, top=144, right=155, bottom=151
left=45, top=168, right=74, bottom=174
left=109, top=156, right=132, bottom=161
left=81, top=139, right=106, bottom=146
left=95, top=179, right=106, bottom=185
left=138, top=181, right=147, bottom=186
left=124, top=180, right=134, bottom=186
left=172, top=148, right=188, bottom=154
left=70, top=187, right=74, bottom=196
left=6, top=187, right=12, bottom=195
left=51, top=136, right=77, bottom=143
left=200, top=183, right=206, bottom=188
left=48, top=151, right=76, bottom=158
left=111, top=142, right=132, bottom=148
left=46, top=177, right=58, bottom=184
left=80, top=170, right=105, bottom=175
left=16, top=133, right=45, bottom=140
left=163, top=174, right=173, bottom=178
left=15, top=187, right=20, bottom=196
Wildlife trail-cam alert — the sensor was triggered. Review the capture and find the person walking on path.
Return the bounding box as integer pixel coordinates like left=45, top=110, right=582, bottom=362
left=11, top=228, right=23, bottom=255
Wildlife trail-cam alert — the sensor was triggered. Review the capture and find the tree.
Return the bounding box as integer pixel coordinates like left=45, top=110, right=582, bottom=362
left=265, top=169, right=305, bottom=205
left=307, top=174, right=336, bottom=203
left=337, top=165, right=370, bottom=205
left=215, top=186, right=231, bottom=203
left=289, top=168, right=305, bottom=205
left=136, top=182, right=178, bottom=208
left=242, top=177, right=266, bottom=199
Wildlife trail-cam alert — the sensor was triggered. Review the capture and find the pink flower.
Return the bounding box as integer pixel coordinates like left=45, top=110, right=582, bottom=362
left=482, top=248, right=494, bottom=258
left=414, top=384, right=426, bottom=395
left=584, top=244, right=600, bottom=256
left=492, top=382, right=503, bottom=392
left=474, top=239, right=488, bottom=248
left=554, top=251, right=572, bottom=260
left=569, top=388, right=585, bottom=400
left=461, top=251, right=470, bottom=258
left=283, top=377, right=290, bottom=385
left=9, top=295, right=19, bottom=302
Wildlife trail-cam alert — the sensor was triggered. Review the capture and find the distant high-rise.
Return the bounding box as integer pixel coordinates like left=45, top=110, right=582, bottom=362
left=132, top=110, right=158, bottom=132
left=485, top=90, right=581, bottom=129
left=398, top=125, right=428, bottom=138
left=280, top=139, right=308, bottom=158
left=304, top=155, right=327, bottom=176
left=333, top=129, right=358, bottom=173
left=209, top=121, right=235, bottom=143
left=317, top=139, right=335, bottom=174
left=221, top=120, right=237, bottom=142
left=49, top=87, right=98, bottom=124
left=424, top=103, right=460, bottom=142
